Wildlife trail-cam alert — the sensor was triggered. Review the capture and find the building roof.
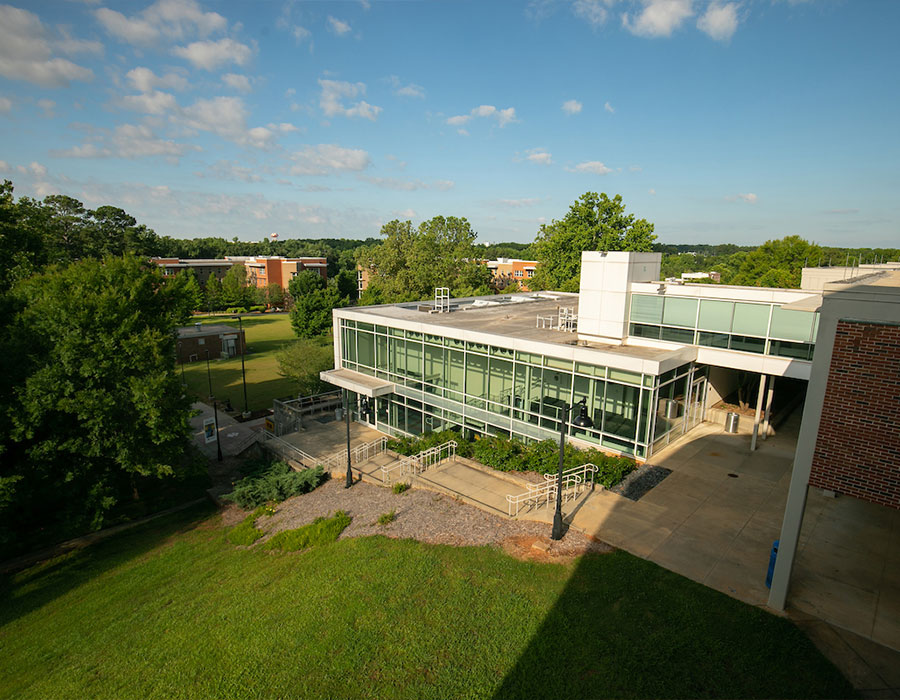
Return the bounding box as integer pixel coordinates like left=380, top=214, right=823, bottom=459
left=177, top=324, right=242, bottom=338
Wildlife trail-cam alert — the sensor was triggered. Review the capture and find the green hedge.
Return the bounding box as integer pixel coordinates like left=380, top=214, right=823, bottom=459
left=388, top=430, right=635, bottom=489
left=223, top=460, right=328, bottom=509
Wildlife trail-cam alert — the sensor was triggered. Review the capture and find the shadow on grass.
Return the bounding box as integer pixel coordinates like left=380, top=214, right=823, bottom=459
left=491, top=549, right=857, bottom=700
left=0, top=502, right=216, bottom=629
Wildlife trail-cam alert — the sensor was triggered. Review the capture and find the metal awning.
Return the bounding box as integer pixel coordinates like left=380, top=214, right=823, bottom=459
left=319, top=368, right=395, bottom=397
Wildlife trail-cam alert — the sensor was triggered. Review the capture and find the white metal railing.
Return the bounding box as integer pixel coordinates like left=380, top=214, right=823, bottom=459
left=261, top=430, right=317, bottom=467
left=321, top=436, right=389, bottom=473
left=381, top=440, right=458, bottom=484
left=506, top=463, right=599, bottom=517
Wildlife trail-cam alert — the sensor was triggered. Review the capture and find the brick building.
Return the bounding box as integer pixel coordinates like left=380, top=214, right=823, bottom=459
left=769, top=271, right=900, bottom=609
left=154, top=256, right=327, bottom=291
left=485, top=258, right=539, bottom=291
left=176, top=323, right=246, bottom=363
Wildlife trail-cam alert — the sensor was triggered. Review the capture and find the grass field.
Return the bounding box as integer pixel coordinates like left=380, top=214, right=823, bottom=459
left=0, top=503, right=855, bottom=700
left=179, top=313, right=304, bottom=412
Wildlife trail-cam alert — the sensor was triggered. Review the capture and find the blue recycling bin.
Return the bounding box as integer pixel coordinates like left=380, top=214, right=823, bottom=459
left=765, top=540, right=779, bottom=588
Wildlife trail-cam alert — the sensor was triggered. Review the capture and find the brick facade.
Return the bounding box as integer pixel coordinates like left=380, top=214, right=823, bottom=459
left=809, top=319, right=900, bottom=509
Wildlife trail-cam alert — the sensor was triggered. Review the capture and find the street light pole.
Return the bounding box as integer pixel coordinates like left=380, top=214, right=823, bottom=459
left=551, top=398, right=593, bottom=541
left=344, top=390, right=353, bottom=488
left=213, top=399, right=223, bottom=462
left=205, top=349, right=213, bottom=400
left=231, top=314, right=249, bottom=418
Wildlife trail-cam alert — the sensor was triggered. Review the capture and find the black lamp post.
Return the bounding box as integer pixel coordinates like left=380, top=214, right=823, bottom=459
left=212, top=398, right=223, bottom=462
left=551, top=398, right=593, bottom=541
left=205, top=349, right=213, bottom=400
left=230, top=314, right=249, bottom=418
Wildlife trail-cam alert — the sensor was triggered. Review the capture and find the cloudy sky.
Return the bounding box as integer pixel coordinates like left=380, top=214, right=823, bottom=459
left=1, top=0, right=897, bottom=246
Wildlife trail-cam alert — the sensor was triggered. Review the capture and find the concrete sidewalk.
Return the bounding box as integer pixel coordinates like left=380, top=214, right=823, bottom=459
left=190, top=402, right=268, bottom=459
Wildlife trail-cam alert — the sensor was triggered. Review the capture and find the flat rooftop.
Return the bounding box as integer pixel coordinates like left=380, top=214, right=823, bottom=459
left=177, top=324, right=241, bottom=338
left=346, top=293, right=684, bottom=363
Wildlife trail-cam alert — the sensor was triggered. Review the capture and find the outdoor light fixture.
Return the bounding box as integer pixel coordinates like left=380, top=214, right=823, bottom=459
left=551, top=398, right=593, bottom=541
left=360, top=397, right=371, bottom=420
left=230, top=315, right=250, bottom=418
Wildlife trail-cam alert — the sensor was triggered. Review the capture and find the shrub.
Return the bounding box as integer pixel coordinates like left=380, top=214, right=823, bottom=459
left=263, top=510, right=351, bottom=552
left=225, top=306, right=248, bottom=314
left=377, top=510, right=396, bottom=525
left=223, top=461, right=328, bottom=509
left=387, top=429, right=466, bottom=457
left=471, top=435, right=523, bottom=471
left=391, top=482, right=411, bottom=494
left=226, top=505, right=268, bottom=546
left=249, top=305, right=265, bottom=312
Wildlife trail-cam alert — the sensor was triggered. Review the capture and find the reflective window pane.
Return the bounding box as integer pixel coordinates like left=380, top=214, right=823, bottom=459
left=698, top=300, right=733, bottom=332
left=662, top=297, right=698, bottom=327
left=731, top=303, right=770, bottom=336
left=630, top=294, right=664, bottom=324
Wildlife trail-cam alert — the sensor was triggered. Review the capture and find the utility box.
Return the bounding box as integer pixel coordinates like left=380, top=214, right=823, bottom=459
left=725, top=412, right=740, bottom=433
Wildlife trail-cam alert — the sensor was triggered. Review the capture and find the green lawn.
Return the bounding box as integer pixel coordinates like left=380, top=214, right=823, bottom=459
left=0, top=504, right=854, bottom=699
left=180, top=313, right=302, bottom=411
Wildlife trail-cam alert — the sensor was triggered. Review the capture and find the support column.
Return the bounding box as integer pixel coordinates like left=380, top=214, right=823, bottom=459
left=761, top=376, right=776, bottom=440
left=750, top=374, right=767, bottom=452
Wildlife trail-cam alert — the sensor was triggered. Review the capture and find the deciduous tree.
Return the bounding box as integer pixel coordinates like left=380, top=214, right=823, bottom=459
left=531, top=192, right=656, bottom=292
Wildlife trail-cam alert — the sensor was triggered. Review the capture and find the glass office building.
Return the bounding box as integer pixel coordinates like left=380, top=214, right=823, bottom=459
left=335, top=307, right=707, bottom=459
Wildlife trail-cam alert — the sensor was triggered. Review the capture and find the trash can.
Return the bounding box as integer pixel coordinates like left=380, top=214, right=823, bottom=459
left=335, top=407, right=343, bottom=421
left=765, top=539, right=779, bottom=588
left=725, top=412, right=740, bottom=433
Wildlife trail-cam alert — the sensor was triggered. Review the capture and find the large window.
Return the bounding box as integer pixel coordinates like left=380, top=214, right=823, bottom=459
left=629, top=294, right=818, bottom=360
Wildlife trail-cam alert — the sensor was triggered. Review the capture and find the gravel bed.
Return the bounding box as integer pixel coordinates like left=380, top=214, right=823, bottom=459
left=611, top=464, right=672, bottom=501
left=226, top=478, right=613, bottom=561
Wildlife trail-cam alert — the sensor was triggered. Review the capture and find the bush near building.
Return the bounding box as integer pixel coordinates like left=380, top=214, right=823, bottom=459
left=387, top=430, right=636, bottom=489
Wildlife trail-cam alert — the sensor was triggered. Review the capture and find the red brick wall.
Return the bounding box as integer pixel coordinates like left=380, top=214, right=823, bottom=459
left=809, top=320, right=900, bottom=509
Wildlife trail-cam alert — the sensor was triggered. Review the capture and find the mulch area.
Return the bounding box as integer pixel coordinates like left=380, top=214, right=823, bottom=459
left=221, top=478, right=613, bottom=563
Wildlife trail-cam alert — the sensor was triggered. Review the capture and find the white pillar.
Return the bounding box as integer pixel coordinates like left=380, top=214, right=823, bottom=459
left=750, top=374, right=767, bottom=452
left=761, top=376, right=775, bottom=440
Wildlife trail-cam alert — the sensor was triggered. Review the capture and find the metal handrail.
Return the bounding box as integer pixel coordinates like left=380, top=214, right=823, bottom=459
left=507, top=468, right=592, bottom=517
left=321, top=436, right=389, bottom=472
left=261, top=430, right=317, bottom=467
left=382, top=440, right=458, bottom=484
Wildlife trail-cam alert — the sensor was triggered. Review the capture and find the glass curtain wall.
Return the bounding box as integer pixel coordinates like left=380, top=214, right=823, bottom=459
left=338, top=319, right=712, bottom=458
left=629, top=294, right=819, bottom=361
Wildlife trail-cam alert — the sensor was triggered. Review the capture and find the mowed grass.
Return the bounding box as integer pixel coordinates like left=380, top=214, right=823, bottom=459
left=0, top=504, right=854, bottom=700
left=180, top=313, right=300, bottom=411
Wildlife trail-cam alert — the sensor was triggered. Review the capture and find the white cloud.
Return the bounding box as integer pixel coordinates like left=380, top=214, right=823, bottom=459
left=394, top=208, right=417, bottom=219
left=446, top=104, right=517, bottom=129
left=95, top=0, right=226, bottom=45
left=37, top=98, right=56, bottom=116
left=126, top=66, right=187, bottom=92
left=562, top=99, right=582, bottom=114
left=573, top=0, right=611, bottom=28
left=94, top=7, right=159, bottom=45
left=285, top=87, right=296, bottom=98
left=267, top=122, right=299, bottom=133
left=567, top=160, right=612, bottom=174
left=737, top=192, right=758, bottom=203
left=629, top=165, right=642, bottom=172
left=604, top=101, right=615, bottom=113
left=55, top=29, right=104, bottom=56
left=181, top=96, right=271, bottom=147
left=173, top=38, right=254, bottom=71
left=292, top=25, right=311, bottom=43
left=622, top=0, right=694, bottom=37
left=120, top=90, right=178, bottom=114
left=0, top=97, right=12, bottom=113
left=327, top=16, right=351, bottom=35
left=648, top=188, right=656, bottom=195
left=318, top=79, right=382, bottom=121
left=359, top=176, right=454, bottom=191
left=456, top=128, right=469, bottom=136
left=52, top=123, right=194, bottom=159
left=222, top=73, right=252, bottom=92
left=0, top=159, right=8, bottom=170
left=0, top=5, right=93, bottom=87
left=289, top=144, right=370, bottom=175
left=388, top=75, right=425, bottom=99
left=697, top=2, right=738, bottom=41
left=495, top=198, right=540, bottom=208
left=525, top=148, right=552, bottom=165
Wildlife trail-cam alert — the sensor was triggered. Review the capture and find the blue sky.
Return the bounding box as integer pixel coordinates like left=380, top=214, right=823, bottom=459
left=1, top=0, right=898, bottom=246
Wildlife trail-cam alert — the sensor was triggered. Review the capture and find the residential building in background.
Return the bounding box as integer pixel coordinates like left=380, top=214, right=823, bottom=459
left=486, top=258, right=539, bottom=291
left=153, top=256, right=327, bottom=290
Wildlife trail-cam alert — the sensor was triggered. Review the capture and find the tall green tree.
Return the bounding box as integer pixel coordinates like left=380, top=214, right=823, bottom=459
left=359, top=216, right=483, bottom=303
left=531, top=192, right=656, bottom=292
left=730, top=236, right=822, bottom=289
left=0, top=255, right=195, bottom=552
left=221, top=264, right=252, bottom=308
left=276, top=339, right=334, bottom=396
left=288, top=271, right=346, bottom=338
